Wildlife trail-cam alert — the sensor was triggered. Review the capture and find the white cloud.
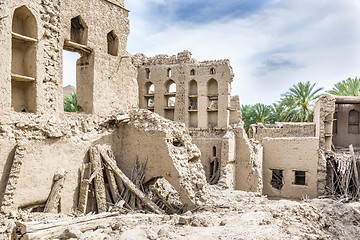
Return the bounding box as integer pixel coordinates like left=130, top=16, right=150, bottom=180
left=125, top=0, right=360, bottom=105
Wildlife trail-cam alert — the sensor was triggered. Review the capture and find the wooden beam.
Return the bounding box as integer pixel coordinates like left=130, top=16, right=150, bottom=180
left=77, top=163, right=91, bottom=214
left=12, top=32, right=37, bottom=42
left=89, top=147, right=107, bottom=213
left=63, top=40, right=92, bottom=54
left=97, top=146, right=165, bottom=214
left=11, top=73, right=35, bottom=82
left=44, top=169, right=66, bottom=213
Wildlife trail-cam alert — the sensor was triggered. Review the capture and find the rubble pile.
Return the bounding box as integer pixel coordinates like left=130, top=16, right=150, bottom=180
left=1, top=189, right=359, bottom=239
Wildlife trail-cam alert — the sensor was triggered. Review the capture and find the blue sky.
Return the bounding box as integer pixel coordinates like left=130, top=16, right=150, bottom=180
left=64, top=0, right=360, bottom=105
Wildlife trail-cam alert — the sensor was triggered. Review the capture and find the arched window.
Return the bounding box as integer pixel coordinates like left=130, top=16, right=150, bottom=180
left=147, top=82, right=155, bottom=94
left=166, top=80, right=176, bottom=93
left=11, top=6, right=37, bottom=113
left=165, top=80, right=176, bottom=107
left=190, top=69, right=195, bottom=75
left=71, top=16, right=88, bottom=45
left=107, top=30, right=118, bottom=56
left=213, top=146, right=217, bottom=157
left=145, top=68, right=150, bottom=79
left=167, top=68, right=172, bottom=77
left=348, top=109, right=359, bottom=134
left=189, top=80, right=197, bottom=95
left=145, top=82, right=154, bottom=109
left=207, top=79, right=218, bottom=96
left=210, top=68, right=216, bottom=75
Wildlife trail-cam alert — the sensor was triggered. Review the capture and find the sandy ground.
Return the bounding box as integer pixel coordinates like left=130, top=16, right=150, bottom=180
left=1, top=188, right=360, bottom=240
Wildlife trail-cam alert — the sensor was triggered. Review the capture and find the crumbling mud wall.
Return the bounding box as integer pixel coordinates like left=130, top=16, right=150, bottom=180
left=314, top=95, right=336, bottom=196
left=133, top=51, right=236, bottom=129
left=111, top=110, right=208, bottom=208
left=0, top=0, right=137, bottom=117
left=234, top=125, right=263, bottom=193
left=262, top=137, right=319, bottom=199
left=0, top=110, right=207, bottom=213
left=249, top=122, right=316, bottom=142
left=189, top=130, right=225, bottom=183
left=60, top=0, right=138, bottom=114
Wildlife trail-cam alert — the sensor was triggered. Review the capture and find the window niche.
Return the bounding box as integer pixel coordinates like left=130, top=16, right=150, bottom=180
left=107, top=31, right=119, bottom=56
left=190, top=69, right=195, bottom=76
left=207, top=79, right=218, bottom=127
left=145, top=68, right=150, bottom=79
left=188, top=80, right=198, bottom=128
left=11, top=6, right=38, bottom=113
left=164, top=80, right=176, bottom=120
left=144, top=82, right=155, bottom=110
left=210, top=68, right=216, bottom=75
left=348, top=109, right=359, bottom=134
left=167, top=68, right=172, bottom=78
left=70, top=16, right=88, bottom=45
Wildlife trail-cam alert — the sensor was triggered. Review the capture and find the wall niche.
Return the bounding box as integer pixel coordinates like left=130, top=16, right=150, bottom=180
left=11, top=6, right=38, bottom=113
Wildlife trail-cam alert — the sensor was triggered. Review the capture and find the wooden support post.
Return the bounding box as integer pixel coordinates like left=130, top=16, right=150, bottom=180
left=97, top=146, right=165, bottom=214
left=44, top=169, right=66, bottom=213
left=105, top=167, right=120, bottom=203
left=89, top=147, right=107, bottom=213
left=77, top=163, right=91, bottom=214
left=349, top=145, right=360, bottom=197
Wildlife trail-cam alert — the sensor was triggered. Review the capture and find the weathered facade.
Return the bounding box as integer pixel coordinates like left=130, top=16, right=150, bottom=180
left=0, top=0, right=137, bottom=117
left=0, top=0, right=356, bottom=216
left=134, top=52, right=262, bottom=192
left=0, top=0, right=209, bottom=214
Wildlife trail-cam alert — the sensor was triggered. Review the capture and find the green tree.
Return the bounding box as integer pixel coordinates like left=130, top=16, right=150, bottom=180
left=64, top=92, right=80, bottom=112
left=328, top=77, right=360, bottom=96
left=241, top=103, right=273, bottom=131
left=270, top=102, right=287, bottom=122
left=280, top=81, right=323, bottom=122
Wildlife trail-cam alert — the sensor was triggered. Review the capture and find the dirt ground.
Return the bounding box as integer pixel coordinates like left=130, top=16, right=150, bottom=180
left=1, top=187, right=360, bottom=240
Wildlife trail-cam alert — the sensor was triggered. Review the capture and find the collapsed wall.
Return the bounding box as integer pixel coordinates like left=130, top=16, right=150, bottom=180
left=0, top=110, right=207, bottom=214
left=249, top=121, right=320, bottom=199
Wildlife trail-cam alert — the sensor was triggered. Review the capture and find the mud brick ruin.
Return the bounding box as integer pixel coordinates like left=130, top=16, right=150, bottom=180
left=0, top=0, right=359, bottom=217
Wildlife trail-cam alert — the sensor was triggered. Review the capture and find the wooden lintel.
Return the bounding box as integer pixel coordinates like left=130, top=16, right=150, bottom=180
left=64, top=40, right=92, bottom=54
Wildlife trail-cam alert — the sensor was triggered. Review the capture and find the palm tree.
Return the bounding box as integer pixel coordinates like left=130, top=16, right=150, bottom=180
left=328, top=77, right=360, bottom=96
left=270, top=102, right=287, bottom=122
left=64, top=92, right=80, bottom=112
left=251, top=103, right=273, bottom=124
left=241, top=103, right=273, bottom=131
left=280, top=81, right=323, bottom=122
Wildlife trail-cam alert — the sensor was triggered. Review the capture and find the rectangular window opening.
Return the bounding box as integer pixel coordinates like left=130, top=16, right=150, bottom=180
left=63, top=50, right=80, bottom=112
left=270, top=169, right=283, bottom=190
left=294, top=171, right=306, bottom=185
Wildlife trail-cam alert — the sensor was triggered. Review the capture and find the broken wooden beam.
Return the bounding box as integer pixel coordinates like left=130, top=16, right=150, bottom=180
left=97, top=145, right=165, bottom=214
left=152, top=188, right=176, bottom=214
left=13, top=212, right=121, bottom=240
left=105, top=166, right=120, bottom=203
left=89, top=146, right=107, bottom=213
left=77, top=163, right=91, bottom=214
left=44, top=169, right=66, bottom=213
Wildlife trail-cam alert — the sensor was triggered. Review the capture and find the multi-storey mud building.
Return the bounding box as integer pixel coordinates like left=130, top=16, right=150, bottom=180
left=0, top=0, right=356, bottom=214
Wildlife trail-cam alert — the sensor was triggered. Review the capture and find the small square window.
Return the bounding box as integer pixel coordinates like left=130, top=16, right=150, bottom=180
left=294, top=171, right=306, bottom=185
